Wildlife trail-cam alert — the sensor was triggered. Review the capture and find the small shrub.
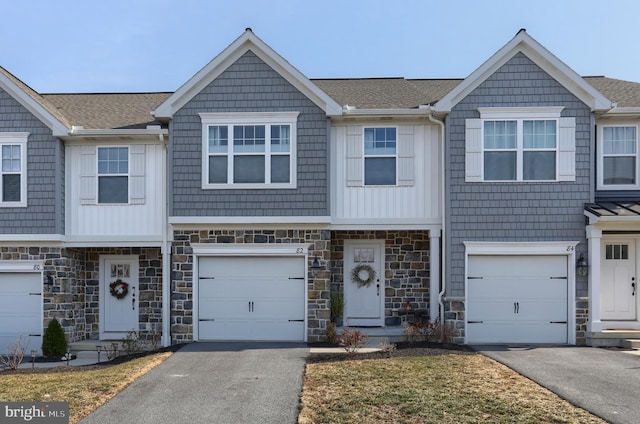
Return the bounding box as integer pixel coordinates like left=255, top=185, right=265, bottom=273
left=403, top=317, right=449, bottom=344
left=339, top=328, right=369, bottom=355
left=378, top=337, right=397, bottom=356
left=0, top=336, right=29, bottom=370
left=325, top=322, right=339, bottom=345
left=329, top=291, right=344, bottom=320
left=122, top=330, right=141, bottom=355
left=105, top=342, right=119, bottom=361
left=42, top=318, right=67, bottom=358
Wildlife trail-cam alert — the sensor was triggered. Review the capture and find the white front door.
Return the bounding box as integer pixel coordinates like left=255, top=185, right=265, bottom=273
left=601, top=240, right=637, bottom=320
left=344, top=240, right=384, bottom=326
left=101, top=255, right=139, bottom=338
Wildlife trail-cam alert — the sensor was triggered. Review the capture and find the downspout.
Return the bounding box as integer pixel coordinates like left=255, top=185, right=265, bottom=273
left=161, top=130, right=171, bottom=347
left=427, top=107, right=446, bottom=329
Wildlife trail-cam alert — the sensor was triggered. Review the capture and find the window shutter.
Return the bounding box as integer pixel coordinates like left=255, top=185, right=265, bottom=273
left=465, top=119, right=483, bottom=182
left=129, top=144, right=146, bottom=204
left=79, top=146, right=97, bottom=204
left=558, top=117, right=576, bottom=182
left=346, top=126, right=363, bottom=186
left=397, top=125, right=415, bottom=186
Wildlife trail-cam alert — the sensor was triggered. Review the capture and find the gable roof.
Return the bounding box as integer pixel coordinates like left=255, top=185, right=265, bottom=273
left=153, top=29, right=343, bottom=119
left=0, top=66, right=70, bottom=135
left=434, top=29, right=613, bottom=113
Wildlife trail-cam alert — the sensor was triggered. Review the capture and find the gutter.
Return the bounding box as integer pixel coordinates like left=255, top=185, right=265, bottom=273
left=65, top=125, right=168, bottom=141
left=426, top=106, right=447, bottom=333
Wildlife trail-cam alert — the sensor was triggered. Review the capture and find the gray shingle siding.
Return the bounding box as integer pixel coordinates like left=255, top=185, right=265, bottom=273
left=445, top=52, right=592, bottom=298
left=170, top=51, right=328, bottom=217
left=0, top=88, right=61, bottom=234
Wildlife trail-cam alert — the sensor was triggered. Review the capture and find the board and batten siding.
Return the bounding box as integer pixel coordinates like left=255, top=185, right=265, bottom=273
left=170, top=51, right=329, bottom=217
left=65, top=143, right=165, bottom=238
left=331, top=123, right=441, bottom=222
left=445, top=52, right=593, bottom=298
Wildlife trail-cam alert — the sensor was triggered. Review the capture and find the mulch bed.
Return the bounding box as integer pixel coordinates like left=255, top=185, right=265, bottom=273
left=306, top=341, right=475, bottom=363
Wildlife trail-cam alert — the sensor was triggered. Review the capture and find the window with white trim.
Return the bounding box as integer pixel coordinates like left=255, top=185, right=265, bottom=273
left=465, top=107, right=575, bottom=183
left=98, top=146, right=129, bottom=203
left=364, top=127, right=396, bottom=185
left=200, top=112, right=298, bottom=189
left=598, top=125, right=638, bottom=189
left=0, top=133, right=28, bottom=207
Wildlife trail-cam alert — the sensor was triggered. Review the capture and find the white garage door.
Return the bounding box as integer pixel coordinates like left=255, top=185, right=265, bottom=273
left=198, top=256, right=305, bottom=341
left=0, top=272, right=42, bottom=354
left=467, top=255, right=568, bottom=344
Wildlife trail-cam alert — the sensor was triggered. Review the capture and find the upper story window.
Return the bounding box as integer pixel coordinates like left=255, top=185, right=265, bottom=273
left=98, top=146, right=129, bottom=203
left=0, top=133, right=28, bottom=207
left=598, top=125, right=638, bottom=189
left=364, top=127, right=396, bottom=185
left=465, top=107, right=575, bottom=183
left=200, top=112, right=298, bottom=189
left=483, top=119, right=557, bottom=181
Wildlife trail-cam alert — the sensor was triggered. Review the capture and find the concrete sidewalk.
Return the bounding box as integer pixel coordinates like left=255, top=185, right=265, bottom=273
left=79, top=342, right=308, bottom=424
left=475, top=345, right=640, bottom=424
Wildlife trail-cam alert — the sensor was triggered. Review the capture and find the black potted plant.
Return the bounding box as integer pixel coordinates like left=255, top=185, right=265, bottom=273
left=330, top=291, right=344, bottom=327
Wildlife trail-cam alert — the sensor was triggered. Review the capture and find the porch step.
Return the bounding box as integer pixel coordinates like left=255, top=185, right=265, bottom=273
left=586, top=330, right=640, bottom=347
left=621, top=339, right=640, bottom=350
left=335, top=326, right=406, bottom=347
left=68, top=340, right=123, bottom=355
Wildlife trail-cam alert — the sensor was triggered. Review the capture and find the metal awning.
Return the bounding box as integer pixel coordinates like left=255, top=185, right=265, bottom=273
left=585, top=201, right=640, bottom=223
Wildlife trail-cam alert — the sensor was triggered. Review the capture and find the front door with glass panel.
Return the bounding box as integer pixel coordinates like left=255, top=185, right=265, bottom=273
left=101, top=255, right=139, bottom=338
left=344, top=240, right=385, bottom=326
left=601, top=240, right=637, bottom=320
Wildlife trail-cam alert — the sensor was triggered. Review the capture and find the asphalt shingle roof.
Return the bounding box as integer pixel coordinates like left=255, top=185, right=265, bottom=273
left=4, top=64, right=640, bottom=130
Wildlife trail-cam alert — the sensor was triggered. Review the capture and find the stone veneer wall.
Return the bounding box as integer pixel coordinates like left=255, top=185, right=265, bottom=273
left=331, top=231, right=431, bottom=325
left=0, top=246, right=86, bottom=343
left=83, top=247, right=163, bottom=341
left=575, top=297, right=588, bottom=346
left=171, top=229, right=331, bottom=343
left=0, top=246, right=163, bottom=343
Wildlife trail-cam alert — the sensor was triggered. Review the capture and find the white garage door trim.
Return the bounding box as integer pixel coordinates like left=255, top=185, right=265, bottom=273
left=0, top=261, right=44, bottom=355
left=191, top=244, right=308, bottom=342
left=464, top=242, right=577, bottom=345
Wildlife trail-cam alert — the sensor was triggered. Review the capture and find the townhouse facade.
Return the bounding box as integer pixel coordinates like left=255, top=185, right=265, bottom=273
left=1, top=29, right=640, bottom=353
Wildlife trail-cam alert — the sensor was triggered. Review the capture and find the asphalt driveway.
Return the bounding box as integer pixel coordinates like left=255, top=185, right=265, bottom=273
left=79, top=342, right=309, bottom=424
left=475, top=345, right=640, bottom=424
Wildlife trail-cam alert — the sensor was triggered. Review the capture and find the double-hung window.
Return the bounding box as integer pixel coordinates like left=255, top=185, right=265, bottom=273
left=201, top=113, right=298, bottom=189
left=465, top=107, right=573, bottom=182
left=98, top=146, right=129, bottom=203
left=484, top=119, right=557, bottom=181
left=599, top=125, right=638, bottom=189
left=0, top=133, right=28, bottom=207
left=364, top=127, right=397, bottom=185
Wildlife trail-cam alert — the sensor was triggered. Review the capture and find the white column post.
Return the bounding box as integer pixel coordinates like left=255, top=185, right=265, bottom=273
left=586, top=225, right=602, bottom=332
left=430, top=229, right=441, bottom=322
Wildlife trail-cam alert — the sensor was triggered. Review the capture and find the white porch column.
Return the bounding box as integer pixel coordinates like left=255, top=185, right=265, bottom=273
left=586, top=225, right=602, bottom=332
left=430, top=229, right=441, bottom=322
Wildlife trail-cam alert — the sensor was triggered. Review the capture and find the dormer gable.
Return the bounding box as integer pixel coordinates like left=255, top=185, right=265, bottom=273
left=434, top=29, right=613, bottom=113
left=153, top=29, right=342, bottom=119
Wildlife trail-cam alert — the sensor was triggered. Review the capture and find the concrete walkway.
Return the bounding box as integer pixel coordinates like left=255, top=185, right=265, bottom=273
left=475, top=345, right=640, bottom=424
left=79, top=342, right=308, bottom=424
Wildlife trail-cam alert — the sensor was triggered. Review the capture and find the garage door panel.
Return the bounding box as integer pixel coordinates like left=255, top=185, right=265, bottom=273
left=467, top=322, right=567, bottom=344
left=0, top=272, right=42, bottom=354
left=198, top=256, right=305, bottom=342
left=467, top=255, right=568, bottom=344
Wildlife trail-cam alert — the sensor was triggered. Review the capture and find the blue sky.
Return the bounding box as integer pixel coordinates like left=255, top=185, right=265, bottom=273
left=3, top=0, right=640, bottom=93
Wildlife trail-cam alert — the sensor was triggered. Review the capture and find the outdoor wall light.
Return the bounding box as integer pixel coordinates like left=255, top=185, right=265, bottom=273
left=311, top=256, right=322, bottom=277
left=576, top=253, right=589, bottom=277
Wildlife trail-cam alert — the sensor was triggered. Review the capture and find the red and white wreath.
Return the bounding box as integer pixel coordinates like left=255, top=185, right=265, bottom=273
left=109, top=279, right=129, bottom=299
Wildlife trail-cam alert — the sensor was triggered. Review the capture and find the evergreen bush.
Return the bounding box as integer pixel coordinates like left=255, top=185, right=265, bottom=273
left=41, top=318, right=67, bottom=358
